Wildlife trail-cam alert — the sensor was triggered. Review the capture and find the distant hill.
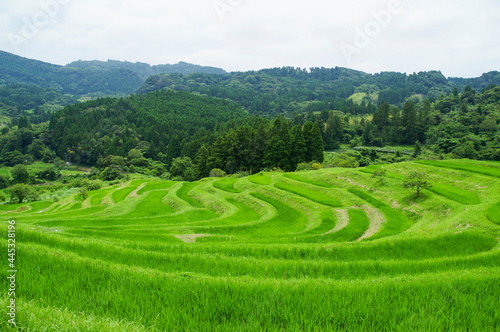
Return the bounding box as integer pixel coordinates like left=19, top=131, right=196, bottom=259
left=65, top=60, right=227, bottom=80
left=449, top=71, right=500, bottom=91
left=1, top=50, right=498, bottom=118
left=137, top=68, right=500, bottom=115
left=0, top=51, right=226, bottom=96
left=0, top=50, right=144, bottom=95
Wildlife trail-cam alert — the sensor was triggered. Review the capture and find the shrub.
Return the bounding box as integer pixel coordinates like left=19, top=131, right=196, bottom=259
left=160, top=172, right=172, bottom=180
left=210, top=168, right=226, bottom=178
left=0, top=175, right=9, bottom=189
left=100, top=165, right=124, bottom=181
left=9, top=184, right=39, bottom=203
left=296, top=162, right=313, bottom=171
left=312, top=163, right=323, bottom=170
left=11, top=164, right=30, bottom=184
left=36, top=167, right=60, bottom=181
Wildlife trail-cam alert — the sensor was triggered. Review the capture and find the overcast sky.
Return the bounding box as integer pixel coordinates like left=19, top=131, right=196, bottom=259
left=1, top=0, right=499, bottom=77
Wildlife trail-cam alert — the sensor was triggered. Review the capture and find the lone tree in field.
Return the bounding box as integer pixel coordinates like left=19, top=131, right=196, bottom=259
left=371, top=168, right=387, bottom=185
left=403, top=171, right=432, bottom=197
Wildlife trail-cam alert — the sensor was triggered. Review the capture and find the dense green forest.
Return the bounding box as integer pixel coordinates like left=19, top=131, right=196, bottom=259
left=0, top=84, right=77, bottom=125
left=0, top=85, right=498, bottom=184
left=138, top=67, right=500, bottom=116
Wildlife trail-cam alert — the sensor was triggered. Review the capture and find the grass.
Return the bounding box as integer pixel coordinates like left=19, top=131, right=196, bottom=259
left=177, top=183, right=204, bottom=208
left=212, top=192, right=307, bottom=237
left=124, top=191, right=175, bottom=217
left=299, top=210, right=337, bottom=236
left=274, top=182, right=342, bottom=207
left=137, top=181, right=175, bottom=194
left=5, top=238, right=498, bottom=331
left=0, top=202, right=27, bottom=211
left=427, top=183, right=480, bottom=205
left=1, top=160, right=499, bottom=331
left=28, top=201, right=53, bottom=213
left=416, top=160, right=500, bottom=178
left=193, top=198, right=260, bottom=228
left=112, top=186, right=136, bottom=203
left=486, top=202, right=500, bottom=225
left=308, top=209, right=370, bottom=243
left=213, top=178, right=242, bottom=193
left=248, top=173, right=272, bottom=185
left=89, top=188, right=114, bottom=206
left=284, top=173, right=334, bottom=188
left=348, top=188, right=413, bottom=240
left=361, top=167, right=481, bottom=205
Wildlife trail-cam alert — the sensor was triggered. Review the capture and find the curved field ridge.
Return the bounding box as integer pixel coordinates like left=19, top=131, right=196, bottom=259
left=124, top=191, right=175, bottom=218
left=213, top=178, right=242, bottom=193
left=486, top=202, right=500, bottom=225
left=274, top=182, right=342, bottom=207
left=248, top=174, right=272, bottom=185
left=89, top=188, right=114, bottom=206
left=177, top=183, right=204, bottom=208
left=348, top=188, right=412, bottom=240
left=302, top=209, right=369, bottom=243
left=415, top=160, right=500, bottom=178
left=298, top=210, right=337, bottom=237
left=284, top=173, right=334, bottom=188
left=221, top=192, right=307, bottom=236
left=193, top=198, right=260, bottom=228
left=427, top=183, right=480, bottom=205
left=137, top=181, right=175, bottom=195
left=112, top=186, right=136, bottom=203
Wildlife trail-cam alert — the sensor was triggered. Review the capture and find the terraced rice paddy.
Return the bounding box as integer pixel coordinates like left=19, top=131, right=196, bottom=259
left=1, top=160, right=499, bottom=331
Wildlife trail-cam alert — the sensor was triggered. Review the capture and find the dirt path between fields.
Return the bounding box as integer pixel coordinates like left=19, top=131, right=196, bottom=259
left=324, top=209, right=349, bottom=235
left=175, top=234, right=212, bottom=243
left=129, top=183, right=146, bottom=198
left=357, top=204, right=386, bottom=241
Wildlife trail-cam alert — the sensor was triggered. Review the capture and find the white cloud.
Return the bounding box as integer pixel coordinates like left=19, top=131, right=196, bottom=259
left=0, top=0, right=498, bottom=77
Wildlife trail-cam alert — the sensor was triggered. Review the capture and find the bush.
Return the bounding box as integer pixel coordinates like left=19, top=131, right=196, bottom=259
left=0, top=175, right=9, bottom=189
left=9, top=184, right=39, bottom=203
left=11, top=164, right=30, bottom=184
left=36, top=167, right=60, bottom=181
left=325, top=152, right=360, bottom=168
left=100, top=165, right=124, bottom=181
left=296, top=162, right=313, bottom=171
left=209, top=168, right=226, bottom=178
left=160, top=172, right=172, bottom=180
left=312, top=163, right=323, bottom=170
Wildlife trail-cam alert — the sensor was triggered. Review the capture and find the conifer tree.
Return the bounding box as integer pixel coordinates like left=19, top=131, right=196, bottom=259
left=195, top=145, right=210, bottom=179
left=303, top=121, right=314, bottom=162
left=309, top=122, right=325, bottom=163
left=291, top=125, right=307, bottom=168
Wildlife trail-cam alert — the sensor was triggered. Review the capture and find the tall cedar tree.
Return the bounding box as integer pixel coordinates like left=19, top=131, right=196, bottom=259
left=291, top=125, right=307, bottom=167
left=402, top=101, right=418, bottom=145
left=195, top=145, right=210, bottom=178
left=304, top=121, right=325, bottom=163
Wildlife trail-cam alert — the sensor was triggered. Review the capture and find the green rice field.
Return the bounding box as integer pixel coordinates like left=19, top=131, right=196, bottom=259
left=1, top=160, right=499, bottom=331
